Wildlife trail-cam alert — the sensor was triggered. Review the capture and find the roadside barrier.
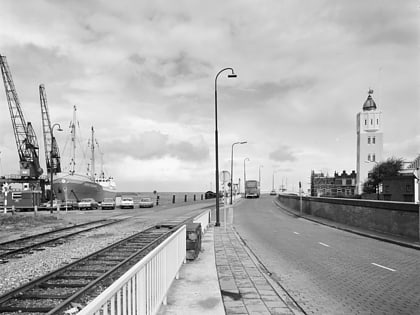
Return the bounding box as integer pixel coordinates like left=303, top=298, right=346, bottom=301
left=77, top=225, right=187, bottom=315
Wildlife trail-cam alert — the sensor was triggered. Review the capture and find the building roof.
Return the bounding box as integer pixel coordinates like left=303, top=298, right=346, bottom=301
left=363, top=90, right=377, bottom=111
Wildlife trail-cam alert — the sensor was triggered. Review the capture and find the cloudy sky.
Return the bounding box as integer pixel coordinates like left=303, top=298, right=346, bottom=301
left=0, top=0, right=419, bottom=193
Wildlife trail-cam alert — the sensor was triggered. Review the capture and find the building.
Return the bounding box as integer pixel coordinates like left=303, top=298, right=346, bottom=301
left=311, top=170, right=357, bottom=197
left=356, top=89, right=383, bottom=194
left=382, top=175, right=416, bottom=202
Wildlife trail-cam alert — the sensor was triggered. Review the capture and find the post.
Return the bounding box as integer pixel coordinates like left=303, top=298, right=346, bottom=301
left=156, top=195, right=160, bottom=206
left=214, top=68, right=237, bottom=226
left=299, top=181, right=302, bottom=215
left=194, top=194, right=196, bottom=201
left=34, top=205, right=37, bottom=216
left=231, top=141, right=247, bottom=204
left=184, top=194, right=187, bottom=202
left=172, top=195, right=176, bottom=204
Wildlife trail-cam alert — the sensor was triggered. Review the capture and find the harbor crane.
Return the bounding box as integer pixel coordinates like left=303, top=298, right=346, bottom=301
left=40, top=84, right=61, bottom=175
left=0, top=54, right=43, bottom=179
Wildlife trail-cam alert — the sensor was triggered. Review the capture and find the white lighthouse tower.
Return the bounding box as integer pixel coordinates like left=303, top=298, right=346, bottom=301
left=356, top=89, right=383, bottom=194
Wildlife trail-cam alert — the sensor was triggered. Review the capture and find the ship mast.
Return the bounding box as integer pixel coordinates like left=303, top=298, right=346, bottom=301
left=69, top=105, right=77, bottom=175
left=90, top=126, right=95, bottom=180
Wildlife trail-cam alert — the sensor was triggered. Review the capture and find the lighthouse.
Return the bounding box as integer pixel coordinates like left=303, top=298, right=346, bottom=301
left=356, top=89, right=383, bottom=194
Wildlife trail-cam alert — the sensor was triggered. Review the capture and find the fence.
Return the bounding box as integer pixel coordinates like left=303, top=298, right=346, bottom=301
left=77, top=225, right=186, bottom=315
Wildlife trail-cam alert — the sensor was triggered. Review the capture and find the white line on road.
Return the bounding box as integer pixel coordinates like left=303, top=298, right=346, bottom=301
left=371, top=263, right=396, bottom=272
left=318, top=242, right=330, bottom=247
left=293, top=232, right=300, bottom=235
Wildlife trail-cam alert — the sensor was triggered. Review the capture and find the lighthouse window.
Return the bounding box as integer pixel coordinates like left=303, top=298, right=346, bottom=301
left=377, top=119, right=379, bottom=124
left=372, top=154, right=376, bottom=162
left=368, top=154, right=371, bottom=161
left=365, top=119, right=367, bottom=125
left=368, top=137, right=371, bottom=144
left=371, top=119, right=373, bottom=125
left=372, top=137, right=375, bottom=144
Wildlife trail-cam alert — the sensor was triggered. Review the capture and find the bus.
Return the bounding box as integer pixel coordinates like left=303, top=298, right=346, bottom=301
left=245, top=180, right=260, bottom=198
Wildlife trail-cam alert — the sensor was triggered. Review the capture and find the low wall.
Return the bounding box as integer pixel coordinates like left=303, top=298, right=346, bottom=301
left=277, top=195, right=419, bottom=240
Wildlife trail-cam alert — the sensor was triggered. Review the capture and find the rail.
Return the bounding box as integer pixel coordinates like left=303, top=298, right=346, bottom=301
left=77, top=225, right=186, bottom=315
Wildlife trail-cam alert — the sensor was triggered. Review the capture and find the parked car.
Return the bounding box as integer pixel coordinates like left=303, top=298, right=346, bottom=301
left=62, top=199, right=78, bottom=210
left=101, top=198, right=116, bottom=210
left=139, top=197, right=154, bottom=208
left=120, top=197, right=134, bottom=209
left=78, top=198, right=99, bottom=210
left=41, top=200, right=62, bottom=210
left=270, top=190, right=277, bottom=196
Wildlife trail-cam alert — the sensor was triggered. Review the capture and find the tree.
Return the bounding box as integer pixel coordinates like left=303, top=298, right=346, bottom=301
left=362, top=157, right=404, bottom=194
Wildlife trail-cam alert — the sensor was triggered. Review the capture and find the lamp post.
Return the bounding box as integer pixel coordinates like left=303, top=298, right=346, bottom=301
left=259, top=165, right=263, bottom=186
left=230, top=141, right=247, bottom=204
left=214, top=68, right=237, bottom=226
left=272, top=169, right=280, bottom=191
left=244, top=157, right=250, bottom=196
left=50, top=123, right=63, bottom=213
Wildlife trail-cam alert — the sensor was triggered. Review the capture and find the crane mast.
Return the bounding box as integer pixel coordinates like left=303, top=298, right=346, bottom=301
left=0, top=54, right=43, bottom=178
left=39, top=84, right=61, bottom=175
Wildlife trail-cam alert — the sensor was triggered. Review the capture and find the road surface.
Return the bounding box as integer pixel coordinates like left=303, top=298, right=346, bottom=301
left=233, top=195, right=420, bottom=314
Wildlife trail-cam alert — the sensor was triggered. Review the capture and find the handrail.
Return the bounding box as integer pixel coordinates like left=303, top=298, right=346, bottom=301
left=77, top=225, right=186, bottom=315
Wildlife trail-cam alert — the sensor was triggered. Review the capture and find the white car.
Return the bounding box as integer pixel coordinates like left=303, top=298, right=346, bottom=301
left=101, top=198, right=116, bottom=210
left=120, top=197, right=134, bottom=209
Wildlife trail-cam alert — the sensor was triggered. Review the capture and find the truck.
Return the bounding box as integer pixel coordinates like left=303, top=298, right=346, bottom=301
left=244, top=180, right=260, bottom=198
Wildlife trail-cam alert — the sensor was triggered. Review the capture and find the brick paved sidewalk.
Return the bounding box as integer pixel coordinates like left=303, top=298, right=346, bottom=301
left=214, top=224, right=303, bottom=315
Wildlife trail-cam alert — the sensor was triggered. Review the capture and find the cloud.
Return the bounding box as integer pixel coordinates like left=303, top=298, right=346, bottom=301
left=102, top=131, right=209, bottom=162
left=269, top=145, right=297, bottom=162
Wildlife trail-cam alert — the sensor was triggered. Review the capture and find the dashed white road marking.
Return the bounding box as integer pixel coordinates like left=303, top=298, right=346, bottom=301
left=318, top=242, right=330, bottom=247
left=371, top=263, right=396, bottom=272
left=293, top=232, right=300, bottom=235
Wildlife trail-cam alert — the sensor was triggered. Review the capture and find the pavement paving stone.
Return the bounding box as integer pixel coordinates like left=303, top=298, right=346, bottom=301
left=214, top=223, right=299, bottom=315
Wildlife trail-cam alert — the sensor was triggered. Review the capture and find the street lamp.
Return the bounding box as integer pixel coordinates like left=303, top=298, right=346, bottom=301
left=50, top=123, right=63, bottom=212
left=244, top=157, right=250, bottom=195
left=259, top=165, right=264, bottom=186
left=214, top=68, right=237, bottom=226
left=230, top=141, right=247, bottom=204
left=272, top=169, right=280, bottom=191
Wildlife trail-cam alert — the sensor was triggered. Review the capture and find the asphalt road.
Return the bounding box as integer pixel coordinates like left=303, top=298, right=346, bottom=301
left=233, top=195, right=420, bottom=315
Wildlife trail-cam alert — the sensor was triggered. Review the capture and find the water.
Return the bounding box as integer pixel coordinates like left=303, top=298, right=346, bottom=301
left=117, top=192, right=207, bottom=206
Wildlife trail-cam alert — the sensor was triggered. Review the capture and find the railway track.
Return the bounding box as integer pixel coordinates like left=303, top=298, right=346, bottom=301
left=0, top=219, right=122, bottom=263
left=0, top=214, right=195, bottom=315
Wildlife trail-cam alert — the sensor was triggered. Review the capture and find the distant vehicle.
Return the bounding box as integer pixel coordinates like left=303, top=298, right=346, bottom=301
left=41, top=200, right=62, bottom=210
left=205, top=191, right=217, bottom=199
left=245, top=180, right=260, bottom=198
left=101, top=198, right=116, bottom=210
left=139, top=197, right=154, bottom=208
left=270, top=190, right=277, bottom=196
left=78, top=198, right=99, bottom=210
left=120, top=197, right=134, bottom=209
left=62, top=199, right=78, bottom=210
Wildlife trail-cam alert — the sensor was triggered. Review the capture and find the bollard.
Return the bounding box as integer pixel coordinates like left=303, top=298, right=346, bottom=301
left=172, top=195, right=176, bottom=204
left=184, top=195, right=187, bottom=202
left=34, top=205, right=38, bottom=216
left=156, top=195, right=160, bottom=206
left=12, top=205, right=15, bottom=215
left=194, top=194, right=196, bottom=201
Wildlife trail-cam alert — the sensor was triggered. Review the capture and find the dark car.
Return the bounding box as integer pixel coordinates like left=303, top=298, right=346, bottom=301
left=205, top=191, right=217, bottom=199
left=101, top=198, right=116, bottom=210
left=139, top=197, right=154, bottom=208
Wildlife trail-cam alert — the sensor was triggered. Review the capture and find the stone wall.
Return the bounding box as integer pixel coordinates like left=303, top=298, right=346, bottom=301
left=277, top=194, right=419, bottom=240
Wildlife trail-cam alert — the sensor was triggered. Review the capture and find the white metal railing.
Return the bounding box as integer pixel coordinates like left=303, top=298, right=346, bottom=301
left=193, top=209, right=211, bottom=233
left=77, top=225, right=186, bottom=315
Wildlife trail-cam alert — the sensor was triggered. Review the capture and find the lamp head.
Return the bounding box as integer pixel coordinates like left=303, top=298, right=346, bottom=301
left=240, top=141, right=247, bottom=144
left=228, top=74, right=237, bottom=78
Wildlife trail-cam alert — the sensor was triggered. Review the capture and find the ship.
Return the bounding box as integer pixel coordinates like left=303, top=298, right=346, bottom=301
left=53, top=106, right=117, bottom=202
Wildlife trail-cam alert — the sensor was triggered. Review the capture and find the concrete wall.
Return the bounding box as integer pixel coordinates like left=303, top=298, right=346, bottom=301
left=277, top=194, right=419, bottom=240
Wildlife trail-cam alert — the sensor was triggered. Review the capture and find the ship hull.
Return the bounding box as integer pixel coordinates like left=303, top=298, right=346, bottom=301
left=53, top=173, right=105, bottom=202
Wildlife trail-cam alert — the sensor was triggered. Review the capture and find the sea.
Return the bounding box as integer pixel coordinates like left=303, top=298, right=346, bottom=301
left=116, top=192, right=207, bottom=206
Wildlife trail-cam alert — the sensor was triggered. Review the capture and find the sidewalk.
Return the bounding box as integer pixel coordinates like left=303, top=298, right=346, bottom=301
left=159, top=218, right=303, bottom=314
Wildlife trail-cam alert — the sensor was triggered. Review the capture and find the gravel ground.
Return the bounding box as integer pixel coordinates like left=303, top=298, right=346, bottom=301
left=0, top=202, right=213, bottom=297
